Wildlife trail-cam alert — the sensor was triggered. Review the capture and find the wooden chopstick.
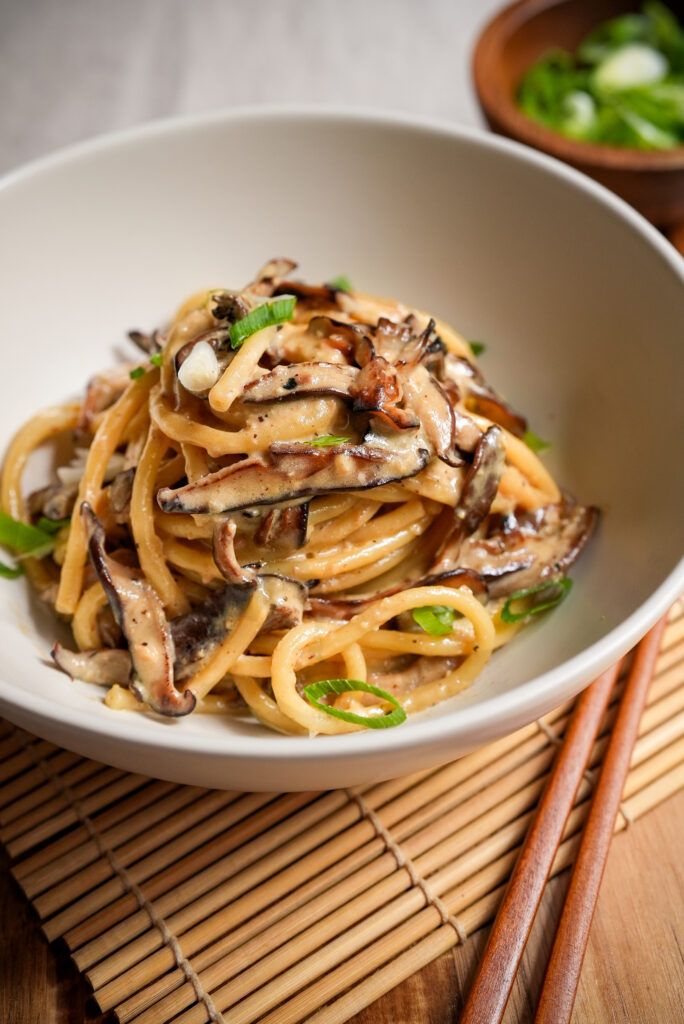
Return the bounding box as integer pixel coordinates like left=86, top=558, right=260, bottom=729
left=460, top=660, right=622, bottom=1024
left=534, top=615, right=669, bottom=1024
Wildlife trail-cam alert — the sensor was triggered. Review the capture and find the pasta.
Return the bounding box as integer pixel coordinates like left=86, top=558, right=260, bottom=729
left=1, top=259, right=598, bottom=734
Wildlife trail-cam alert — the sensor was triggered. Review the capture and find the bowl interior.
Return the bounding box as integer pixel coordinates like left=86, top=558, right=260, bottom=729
left=0, top=111, right=682, bottom=788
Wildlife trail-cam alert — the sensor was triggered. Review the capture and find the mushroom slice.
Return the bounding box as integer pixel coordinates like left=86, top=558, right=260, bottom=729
left=308, top=316, right=369, bottom=360
left=397, top=363, right=462, bottom=466
left=242, top=362, right=358, bottom=403
left=371, top=317, right=414, bottom=363
left=210, top=292, right=250, bottom=323
left=308, top=567, right=487, bottom=620
left=175, top=328, right=231, bottom=370
left=348, top=357, right=419, bottom=430
left=158, top=436, right=430, bottom=515
left=462, top=503, right=599, bottom=597
left=273, top=280, right=339, bottom=307
left=444, top=355, right=527, bottom=438
left=260, top=574, right=307, bottom=630
left=81, top=503, right=195, bottom=717
left=171, top=585, right=254, bottom=676
left=51, top=644, right=132, bottom=685
left=433, top=426, right=506, bottom=572
left=211, top=522, right=306, bottom=631
left=246, top=258, right=298, bottom=296
left=78, top=366, right=133, bottom=437
left=255, top=503, right=309, bottom=553
left=213, top=520, right=259, bottom=586
left=28, top=482, right=78, bottom=521
left=128, top=329, right=163, bottom=355
left=109, top=467, right=136, bottom=518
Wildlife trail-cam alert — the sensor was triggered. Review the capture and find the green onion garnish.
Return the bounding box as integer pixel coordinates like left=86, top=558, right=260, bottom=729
left=328, top=275, right=353, bottom=293
left=303, top=678, right=407, bottom=729
left=524, top=429, right=551, bottom=453
left=129, top=366, right=146, bottom=380
left=0, top=560, right=24, bottom=579
left=36, top=516, right=71, bottom=535
left=0, top=511, right=61, bottom=574
left=469, top=341, right=487, bottom=357
left=0, top=512, right=59, bottom=554
left=304, top=435, right=351, bottom=447
left=501, top=578, right=573, bottom=623
left=150, top=353, right=163, bottom=367
left=412, top=605, right=456, bottom=636
left=229, top=296, right=296, bottom=349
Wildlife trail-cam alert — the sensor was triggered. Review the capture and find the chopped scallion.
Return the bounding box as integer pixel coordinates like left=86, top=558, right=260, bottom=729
left=328, top=274, right=353, bottom=293
left=0, top=512, right=58, bottom=554
left=304, top=435, right=351, bottom=447
left=36, top=516, right=71, bottom=535
left=524, top=429, right=551, bottom=453
left=501, top=578, right=573, bottom=623
left=150, top=353, right=163, bottom=367
left=303, top=678, right=407, bottom=729
left=412, top=605, right=456, bottom=636
left=0, top=559, right=23, bottom=579
left=469, top=341, right=487, bottom=357
left=229, top=296, right=296, bottom=349
left=129, top=366, right=146, bottom=380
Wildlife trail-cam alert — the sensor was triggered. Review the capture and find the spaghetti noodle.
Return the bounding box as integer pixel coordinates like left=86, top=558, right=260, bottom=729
left=1, top=259, right=598, bottom=734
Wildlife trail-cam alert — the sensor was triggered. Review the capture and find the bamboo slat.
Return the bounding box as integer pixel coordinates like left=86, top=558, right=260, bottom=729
left=0, top=601, right=682, bottom=1024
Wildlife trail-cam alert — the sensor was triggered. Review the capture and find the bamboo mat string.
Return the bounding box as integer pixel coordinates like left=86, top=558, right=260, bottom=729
left=346, top=789, right=468, bottom=944
left=535, top=718, right=633, bottom=828
left=11, top=729, right=227, bottom=1024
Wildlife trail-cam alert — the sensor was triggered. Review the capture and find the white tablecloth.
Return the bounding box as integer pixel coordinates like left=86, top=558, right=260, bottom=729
left=1, top=0, right=503, bottom=174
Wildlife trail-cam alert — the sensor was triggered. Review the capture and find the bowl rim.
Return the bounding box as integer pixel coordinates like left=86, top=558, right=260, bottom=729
left=0, top=104, right=682, bottom=765
left=472, top=0, right=684, bottom=172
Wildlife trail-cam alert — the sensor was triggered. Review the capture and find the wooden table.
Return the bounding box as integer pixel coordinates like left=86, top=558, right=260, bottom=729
left=2, top=788, right=683, bottom=1024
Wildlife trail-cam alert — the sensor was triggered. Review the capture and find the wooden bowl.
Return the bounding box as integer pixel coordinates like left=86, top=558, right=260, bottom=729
left=473, top=0, right=684, bottom=229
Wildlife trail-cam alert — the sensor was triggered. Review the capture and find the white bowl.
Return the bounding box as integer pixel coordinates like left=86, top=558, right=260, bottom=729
left=0, top=108, right=682, bottom=791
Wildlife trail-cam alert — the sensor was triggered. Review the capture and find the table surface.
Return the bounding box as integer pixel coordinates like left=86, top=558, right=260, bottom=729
left=2, top=2, right=683, bottom=1020
left=2, top=789, right=683, bottom=1024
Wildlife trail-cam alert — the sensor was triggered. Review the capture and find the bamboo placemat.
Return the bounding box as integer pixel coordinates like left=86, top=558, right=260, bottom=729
left=1, top=602, right=683, bottom=1024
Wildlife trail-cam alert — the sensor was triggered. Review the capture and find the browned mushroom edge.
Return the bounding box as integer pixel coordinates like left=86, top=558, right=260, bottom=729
left=51, top=644, right=132, bottom=685
left=433, top=425, right=506, bottom=572
left=211, top=519, right=307, bottom=632
left=397, top=363, right=462, bottom=466
left=245, top=257, right=298, bottom=296
left=466, top=503, right=600, bottom=598
left=28, top=482, right=78, bottom=521
left=255, top=504, right=309, bottom=553
left=444, top=355, right=527, bottom=438
left=81, top=502, right=195, bottom=717
left=242, top=362, right=359, bottom=403
left=157, top=435, right=431, bottom=516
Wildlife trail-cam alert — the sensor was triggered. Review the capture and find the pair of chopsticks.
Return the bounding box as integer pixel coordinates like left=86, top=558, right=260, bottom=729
left=460, top=616, right=668, bottom=1024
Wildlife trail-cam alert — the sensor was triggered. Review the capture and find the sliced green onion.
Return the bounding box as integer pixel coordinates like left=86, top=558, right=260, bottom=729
left=501, top=578, right=573, bottom=623
left=129, top=366, right=146, bottom=380
left=303, top=678, right=407, bottom=729
left=303, top=435, right=351, bottom=448
left=328, top=274, right=353, bottom=293
left=469, top=341, right=487, bottom=357
left=412, top=605, right=456, bottom=636
left=150, top=353, right=163, bottom=367
left=36, top=516, right=71, bottom=535
left=0, top=560, right=24, bottom=579
left=524, top=429, right=551, bottom=453
left=0, top=512, right=57, bottom=554
left=229, top=296, right=296, bottom=349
